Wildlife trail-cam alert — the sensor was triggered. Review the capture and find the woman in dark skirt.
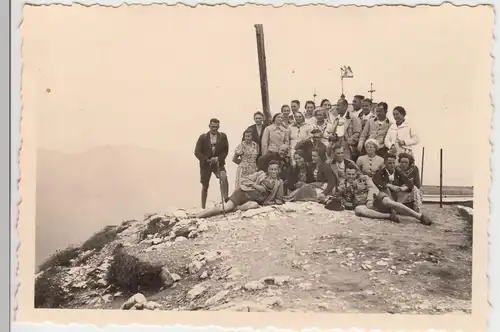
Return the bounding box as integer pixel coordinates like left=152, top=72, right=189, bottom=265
left=396, top=152, right=423, bottom=212
left=196, top=160, right=284, bottom=218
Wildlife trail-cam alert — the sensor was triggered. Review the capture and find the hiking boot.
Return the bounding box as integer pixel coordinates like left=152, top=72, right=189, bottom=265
left=390, top=209, right=400, bottom=223
left=420, top=214, right=432, bottom=226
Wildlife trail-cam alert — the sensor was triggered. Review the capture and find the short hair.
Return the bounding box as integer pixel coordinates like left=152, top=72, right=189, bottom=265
left=312, top=148, right=327, bottom=162
left=268, top=160, right=280, bottom=168
left=340, top=94, right=346, bottom=99
left=354, top=95, right=365, bottom=101
left=332, top=143, right=344, bottom=153
left=209, top=118, right=220, bottom=124
left=346, top=162, right=358, bottom=171
left=364, top=138, right=379, bottom=150
left=398, top=152, right=414, bottom=165
left=338, top=99, right=349, bottom=108
left=314, top=107, right=326, bottom=117
left=291, top=100, right=300, bottom=106
left=393, top=106, right=407, bottom=117
left=310, top=128, right=322, bottom=134
left=243, top=128, right=253, bottom=136
left=281, top=104, right=290, bottom=112
left=253, top=111, right=264, bottom=118
left=305, top=100, right=316, bottom=109
left=294, top=149, right=307, bottom=159
left=377, top=102, right=388, bottom=112
left=385, top=153, right=397, bottom=161
left=320, top=99, right=330, bottom=107
left=362, top=98, right=372, bottom=104
left=272, top=113, right=282, bottom=123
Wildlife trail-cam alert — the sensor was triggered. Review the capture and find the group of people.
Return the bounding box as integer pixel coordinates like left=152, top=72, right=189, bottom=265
left=193, top=95, right=431, bottom=226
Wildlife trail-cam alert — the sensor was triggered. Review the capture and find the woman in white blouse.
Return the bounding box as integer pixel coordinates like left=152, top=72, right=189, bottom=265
left=261, top=113, right=290, bottom=156
left=384, top=106, right=420, bottom=156
left=289, top=112, right=312, bottom=165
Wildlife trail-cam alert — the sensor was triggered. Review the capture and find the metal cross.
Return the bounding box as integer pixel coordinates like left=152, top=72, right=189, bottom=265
left=368, top=82, right=376, bottom=100
left=313, top=87, right=317, bottom=103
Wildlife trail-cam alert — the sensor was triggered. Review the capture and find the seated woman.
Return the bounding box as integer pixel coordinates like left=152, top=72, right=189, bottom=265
left=284, top=149, right=314, bottom=193
left=396, top=152, right=423, bottom=212
left=196, top=160, right=284, bottom=218
left=332, top=163, right=432, bottom=225
left=284, top=148, right=336, bottom=203
left=373, top=153, right=414, bottom=200
left=356, top=138, right=385, bottom=178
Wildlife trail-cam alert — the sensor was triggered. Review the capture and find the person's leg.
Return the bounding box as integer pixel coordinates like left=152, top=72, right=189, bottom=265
left=200, top=167, right=211, bottom=209
left=354, top=205, right=391, bottom=219
left=196, top=200, right=236, bottom=218
left=381, top=197, right=432, bottom=225
left=219, top=170, right=229, bottom=200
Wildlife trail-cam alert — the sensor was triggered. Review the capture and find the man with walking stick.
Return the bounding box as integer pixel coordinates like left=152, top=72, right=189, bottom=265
left=194, top=118, right=229, bottom=209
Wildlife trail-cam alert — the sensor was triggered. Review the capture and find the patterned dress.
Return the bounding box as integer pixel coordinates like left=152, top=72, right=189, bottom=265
left=234, top=141, right=259, bottom=188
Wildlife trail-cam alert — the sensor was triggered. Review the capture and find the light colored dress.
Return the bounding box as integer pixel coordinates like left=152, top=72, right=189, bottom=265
left=261, top=124, right=290, bottom=155
left=234, top=141, right=259, bottom=188
left=289, top=122, right=312, bottom=164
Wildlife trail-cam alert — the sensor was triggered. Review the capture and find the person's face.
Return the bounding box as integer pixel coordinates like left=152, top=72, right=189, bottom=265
left=362, top=101, right=371, bottom=113
left=209, top=122, right=219, bottom=133
left=294, top=153, right=305, bottom=166
left=376, top=105, right=387, bottom=119
left=291, top=103, right=299, bottom=113
left=278, top=147, right=289, bottom=158
left=393, top=109, right=404, bottom=123
left=267, top=164, right=280, bottom=179
left=274, top=114, right=283, bottom=124
left=386, top=157, right=396, bottom=171
left=336, top=100, right=347, bottom=114
left=281, top=106, right=291, bottom=117
left=311, top=132, right=322, bottom=142
left=334, top=148, right=344, bottom=162
left=254, top=114, right=264, bottom=125
left=352, top=98, right=362, bottom=111
left=322, top=101, right=331, bottom=110
left=311, top=151, right=320, bottom=164
left=315, top=110, right=325, bottom=122
left=346, top=168, right=357, bottom=182
left=365, top=143, right=376, bottom=155
left=295, top=113, right=304, bottom=124
left=244, top=131, right=253, bottom=142
left=305, top=103, right=315, bottom=115
left=399, top=157, right=410, bottom=170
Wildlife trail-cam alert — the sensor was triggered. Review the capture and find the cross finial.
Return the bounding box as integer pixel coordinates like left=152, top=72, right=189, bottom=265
left=368, top=82, right=376, bottom=100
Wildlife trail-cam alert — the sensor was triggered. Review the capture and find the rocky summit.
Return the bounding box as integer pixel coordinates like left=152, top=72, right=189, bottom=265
left=35, top=202, right=472, bottom=314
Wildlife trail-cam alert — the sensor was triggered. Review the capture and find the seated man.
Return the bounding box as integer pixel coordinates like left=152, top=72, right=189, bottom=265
left=329, top=143, right=359, bottom=185
left=256, top=144, right=291, bottom=181
left=294, top=128, right=328, bottom=163
left=333, top=163, right=432, bottom=225
left=372, top=153, right=414, bottom=200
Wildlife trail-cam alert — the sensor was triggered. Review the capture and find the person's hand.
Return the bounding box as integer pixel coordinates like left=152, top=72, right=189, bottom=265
left=254, top=185, right=267, bottom=193
left=396, top=139, right=405, bottom=146
left=317, top=192, right=326, bottom=203
left=295, top=181, right=304, bottom=188
left=387, top=184, right=398, bottom=192
left=393, top=186, right=402, bottom=193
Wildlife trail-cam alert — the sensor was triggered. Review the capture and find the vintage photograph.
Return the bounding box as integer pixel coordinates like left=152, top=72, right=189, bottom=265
left=18, top=3, right=491, bottom=328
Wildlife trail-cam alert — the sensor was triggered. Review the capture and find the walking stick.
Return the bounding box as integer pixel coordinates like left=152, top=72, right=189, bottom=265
left=216, top=162, right=226, bottom=217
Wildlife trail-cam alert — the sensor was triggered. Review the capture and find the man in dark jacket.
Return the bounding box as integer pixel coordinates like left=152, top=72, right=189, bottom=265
left=294, top=128, right=328, bottom=163
left=256, top=144, right=291, bottom=180
left=194, top=118, right=229, bottom=209
left=373, top=153, right=414, bottom=200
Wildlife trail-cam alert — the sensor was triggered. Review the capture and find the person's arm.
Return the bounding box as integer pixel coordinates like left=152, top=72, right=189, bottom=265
left=274, top=181, right=285, bottom=205
left=261, top=126, right=270, bottom=156
left=413, top=166, right=422, bottom=188
left=240, top=171, right=260, bottom=187
left=405, top=127, right=420, bottom=146
left=194, top=135, right=208, bottom=163
left=356, top=156, right=363, bottom=170
left=232, top=143, right=243, bottom=165
left=219, top=133, right=229, bottom=162
left=384, top=125, right=395, bottom=149
left=284, top=128, right=290, bottom=146
left=322, top=164, right=337, bottom=195
left=358, top=120, right=370, bottom=150
left=364, top=176, right=380, bottom=209
left=398, top=169, right=414, bottom=191
left=349, top=117, right=362, bottom=146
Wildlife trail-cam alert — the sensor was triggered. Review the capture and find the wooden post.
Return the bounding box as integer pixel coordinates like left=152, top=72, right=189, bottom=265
left=254, top=24, right=271, bottom=126
left=440, top=148, right=443, bottom=208
left=420, top=147, right=425, bottom=186
left=340, top=68, right=344, bottom=95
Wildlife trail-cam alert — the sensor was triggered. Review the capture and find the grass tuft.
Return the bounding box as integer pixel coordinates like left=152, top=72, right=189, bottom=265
left=38, top=246, right=81, bottom=272
left=81, top=225, right=119, bottom=251
left=34, top=268, right=72, bottom=308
